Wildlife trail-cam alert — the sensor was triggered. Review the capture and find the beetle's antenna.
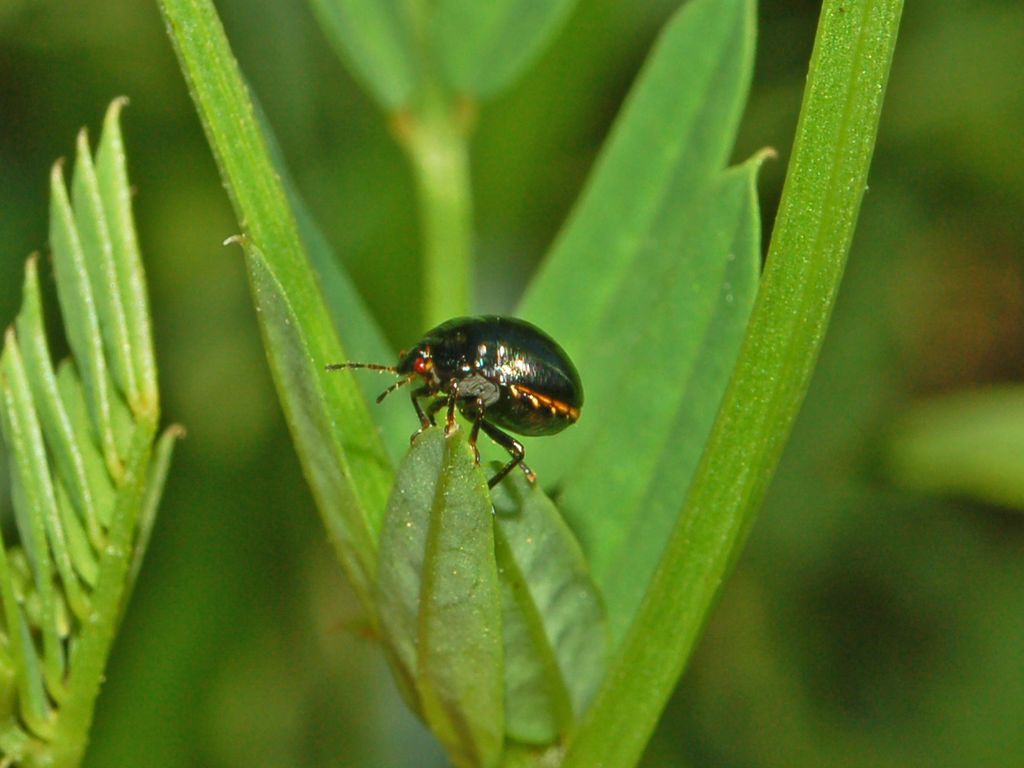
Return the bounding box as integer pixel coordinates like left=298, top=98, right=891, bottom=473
left=325, top=362, right=398, bottom=373
left=375, top=376, right=414, bottom=403
left=325, top=362, right=413, bottom=403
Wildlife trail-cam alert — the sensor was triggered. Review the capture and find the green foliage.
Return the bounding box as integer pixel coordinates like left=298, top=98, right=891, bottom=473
left=377, top=428, right=503, bottom=768
left=239, top=238, right=390, bottom=606
left=308, top=0, right=579, bottom=108
left=307, top=0, right=418, bottom=110
left=376, top=428, right=606, bottom=759
left=519, top=0, right=760, bottom=644
left=562, top=3, right=904, bottom=764
left=158, top=0, right=395, bottom=615
left=0, top=101, right=177, bottom=767
left=155, top=0, right=904, bottom=767
left=491, top=470, right=606, bottom=746
left=307, top=0, right=581, bottom=324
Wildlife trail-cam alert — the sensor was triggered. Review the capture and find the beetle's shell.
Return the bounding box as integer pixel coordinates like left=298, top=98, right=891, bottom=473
left=401, top=316, right=583, bottom=437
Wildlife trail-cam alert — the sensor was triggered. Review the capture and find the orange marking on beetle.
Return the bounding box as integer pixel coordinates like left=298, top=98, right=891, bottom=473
left=509, top=384, right=580, bottom=422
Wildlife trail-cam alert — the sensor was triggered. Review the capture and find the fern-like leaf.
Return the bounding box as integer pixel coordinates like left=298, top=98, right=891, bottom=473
left=0, top=99, right=179, bottom=768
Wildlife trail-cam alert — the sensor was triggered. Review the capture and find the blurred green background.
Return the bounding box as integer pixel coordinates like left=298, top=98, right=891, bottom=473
left=2, top=0, right=1022, bottom=765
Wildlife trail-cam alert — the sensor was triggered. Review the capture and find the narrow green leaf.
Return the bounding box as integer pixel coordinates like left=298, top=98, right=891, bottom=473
left=519, top=0, right=755, bottom=486
left=49, top=161, right=122, bottom=480
left=563, top=158, right=763, bottom=644
left=0, top=99, right=172, bottom=765
left=54, top=479, right=99, bottom=589
left=517, top=0, right=759, bottom=644
left=157, top=0, right=395, bottom=613
left=376, top=427, right=504, bottom=768
left=434, top=0, right=578, bottom=98
left=887, top=386, right=1024, bottom=510
left=0, top=337, right=69, bottom=700
left=376, top=428, right=446, bottom=709
left=240, top=240, right=390, bottom=606
left=95, top=98, right=159, bottom=420
left=56, top=362, right=116, bottom=531
left=253, top=98, right=408, bottom=464
left=491, top=471, right=606, bottom=746
left=292, top=192, right=409, bottom=466
left=107, top=380, right=136, bottom=468
left=307, top=0, right=418, bottom=109
left=416, top=430, right=504, bottom=768
left=71, top=128, right=138, bottom=409
left=562, top=1, right=905, bottom=765
left=15, top=257, right=106, bottom=549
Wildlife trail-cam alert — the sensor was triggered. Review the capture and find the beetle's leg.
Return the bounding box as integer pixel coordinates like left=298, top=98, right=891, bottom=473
left=467, top=399, right=486, bottom=464
left=479, top=420, right=536, bottom=488
left=408, top=387, right=439, bottom=443
left=444, top=394, right=459, bottom=437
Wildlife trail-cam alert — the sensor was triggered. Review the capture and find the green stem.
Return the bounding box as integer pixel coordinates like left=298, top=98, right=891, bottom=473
left=560, top=1, right=904, bottom=766
left=42, top=423, right=155, bottom=768
left=394, top=0, right=474, bottom=327
left=396, top=95, right=475, bottom=328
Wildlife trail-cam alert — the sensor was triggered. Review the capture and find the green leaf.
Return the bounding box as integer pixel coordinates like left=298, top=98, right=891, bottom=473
left=252, top=98, right=408, bottom=465
left=434, top=0, right=578, bottom=98
left=374, top=429, right=444, bottom=710
left=517, top=0, right=754, bottom=487
left=54, top=479, right=98, bottom=590
left=520, top=0, right=755, bottom=358
left=95, top=98, right=159, bottom=419
left=581, top=159, right=763, bottom=643
left=0, top=101, right=176, bottom=766
left=307, top=0, right=418, bottom=109
left=293, top=193, right=410, bottom=466
left=71, top=127, right=138, bottom=411
left=311, top=0, right=478, bottom=326
left=240, top=240, right=392, bottom=604
left=887, top=386, right=1024, bottom=510
left=55, top=361, right=116, bottom=531
left=0, top=412, right=54, bottom=742
left=309, top=0, right=576, bottom=106
left=561, top=1, right=905, bottom=765
left=15, top=258, right=108, bottom=550
left=491, top=471, right=606, bottom=746
left=517, top=0, right=758, bottom=644
left=49, top=161, right=122, bottom=481
left=1, top=337, right=69, bottom=701
left=376, top=428, right=503, bottom=768
left=157, top=0, right=395, bottom=612
left=5, top=335, right=94, bottom=628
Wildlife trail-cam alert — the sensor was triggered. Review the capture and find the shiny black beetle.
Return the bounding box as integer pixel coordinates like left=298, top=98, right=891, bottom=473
left=327, top=316, right=583, bottom=488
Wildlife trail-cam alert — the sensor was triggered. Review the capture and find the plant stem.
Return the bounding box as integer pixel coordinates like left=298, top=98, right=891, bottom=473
left=393, top=0, right=474, bottom=327
left=560, top=1, right=905, bottom=766
left=43, top=424, right=154, bottom=768
left=395, top=93, right=475, bottom=328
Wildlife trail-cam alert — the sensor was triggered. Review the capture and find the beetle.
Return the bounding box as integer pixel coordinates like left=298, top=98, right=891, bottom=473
left=326, top=315, right=583, bottom=488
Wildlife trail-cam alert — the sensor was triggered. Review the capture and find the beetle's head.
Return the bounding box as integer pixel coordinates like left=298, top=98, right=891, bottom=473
left=397, top=344, right=437, bottom=384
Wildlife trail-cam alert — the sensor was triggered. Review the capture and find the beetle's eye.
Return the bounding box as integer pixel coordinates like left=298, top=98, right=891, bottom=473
left=414, top=357, right=432, bottom=376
